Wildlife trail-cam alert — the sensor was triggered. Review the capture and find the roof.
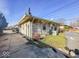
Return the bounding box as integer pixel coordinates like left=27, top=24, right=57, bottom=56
left=18, top=15, right=60, bottom=25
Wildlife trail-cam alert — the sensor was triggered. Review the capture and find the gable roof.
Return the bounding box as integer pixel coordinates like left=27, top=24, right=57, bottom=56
left=18, top=15, right=60, bottom=25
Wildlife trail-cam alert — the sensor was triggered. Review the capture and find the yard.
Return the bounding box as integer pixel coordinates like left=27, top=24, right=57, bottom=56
left=41, top=33, right=66, bottom=49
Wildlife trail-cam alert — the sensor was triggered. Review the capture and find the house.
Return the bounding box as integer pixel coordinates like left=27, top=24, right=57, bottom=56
left=18, top=9, right=60, bottom=40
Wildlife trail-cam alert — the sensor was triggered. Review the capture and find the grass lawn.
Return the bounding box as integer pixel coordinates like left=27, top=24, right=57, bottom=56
left=41, top=33, right=66, bottom=49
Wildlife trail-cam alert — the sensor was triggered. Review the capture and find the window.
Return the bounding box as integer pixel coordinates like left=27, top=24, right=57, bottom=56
left=54, top=26, right=57, bottom=31
left=43, top=25, right=46, bottom=30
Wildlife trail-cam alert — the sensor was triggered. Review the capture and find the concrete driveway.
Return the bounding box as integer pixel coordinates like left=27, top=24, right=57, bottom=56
left=65, top=31, right=79, bottom=50
left=0, top=30, right=27, bottom=57
left=0, top=30, right=68, bottom=58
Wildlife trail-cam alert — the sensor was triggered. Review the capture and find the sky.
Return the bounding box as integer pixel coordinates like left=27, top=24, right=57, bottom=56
left=0, top=0, right=79, bottom=26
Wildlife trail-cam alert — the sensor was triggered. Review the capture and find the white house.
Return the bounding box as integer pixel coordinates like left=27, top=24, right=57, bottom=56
left=18, top=14, right=60, bottom=40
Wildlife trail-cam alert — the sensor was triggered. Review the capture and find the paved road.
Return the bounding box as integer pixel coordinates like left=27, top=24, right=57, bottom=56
left=0, top=30, right=68, bottom=58
left=65, top=31, right=79, bottom=50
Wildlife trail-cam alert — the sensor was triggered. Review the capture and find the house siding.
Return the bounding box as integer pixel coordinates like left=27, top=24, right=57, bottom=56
left=19, top=21, right=33, bottom=39
left=32, top=23, right=50, bottom=37
left=18, top=16, right=60, bottom=39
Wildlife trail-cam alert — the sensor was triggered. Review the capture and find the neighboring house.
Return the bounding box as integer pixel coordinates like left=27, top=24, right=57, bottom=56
left=18, top=14, right=60, bottom=40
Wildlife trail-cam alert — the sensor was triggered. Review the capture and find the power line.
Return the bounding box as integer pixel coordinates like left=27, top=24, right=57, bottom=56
left=42, top=0, right=79, bottom=18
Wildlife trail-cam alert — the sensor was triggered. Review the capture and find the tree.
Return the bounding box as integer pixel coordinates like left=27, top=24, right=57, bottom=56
left=0, top=12, right=8, bottom=33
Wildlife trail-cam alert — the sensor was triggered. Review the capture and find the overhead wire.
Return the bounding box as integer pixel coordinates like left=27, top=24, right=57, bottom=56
left=42, top=0, right=79, bottom=18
